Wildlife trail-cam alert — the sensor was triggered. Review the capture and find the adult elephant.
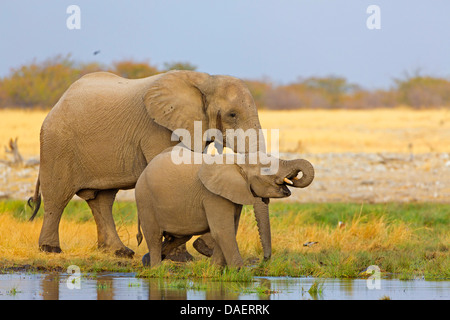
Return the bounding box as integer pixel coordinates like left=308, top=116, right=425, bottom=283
left=28, top=70, right=268, bottom=258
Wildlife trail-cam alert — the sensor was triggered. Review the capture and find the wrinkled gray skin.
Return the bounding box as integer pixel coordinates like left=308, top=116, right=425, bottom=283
left=136, top=150, right=314, bottom=268
left=28, top=70, right=267, bottom=258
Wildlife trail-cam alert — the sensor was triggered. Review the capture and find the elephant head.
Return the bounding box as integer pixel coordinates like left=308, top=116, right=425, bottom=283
left=143, top=70, right=264, bottom=153
left=198, top=153, right=315, bottom=260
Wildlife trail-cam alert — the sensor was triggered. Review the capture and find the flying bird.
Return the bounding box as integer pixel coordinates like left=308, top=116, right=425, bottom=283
left=93, top=50, right=101, bottom=55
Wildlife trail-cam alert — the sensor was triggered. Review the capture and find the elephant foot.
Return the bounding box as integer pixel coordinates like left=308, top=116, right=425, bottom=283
left=142, top=253, right=150, bottom=267
left=193, top=237, right=213, bottom=257
left=165, top=251, right=193, bottom=262
left=141, top=252, right=167, bottom=267
left=114, top=247, right=135, bottom=258
left=40, top=245, right=62, bottom=254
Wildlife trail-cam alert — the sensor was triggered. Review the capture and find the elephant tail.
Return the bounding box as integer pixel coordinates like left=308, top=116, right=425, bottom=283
left=136, top=218, right=143, bottom=246
left=28, top=177, right=41, bottom=221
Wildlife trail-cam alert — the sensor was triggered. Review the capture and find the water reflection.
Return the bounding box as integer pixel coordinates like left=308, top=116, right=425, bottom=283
left=0, top=273, right=448, bottom=300
left=41, top=274, right=59, bottom=300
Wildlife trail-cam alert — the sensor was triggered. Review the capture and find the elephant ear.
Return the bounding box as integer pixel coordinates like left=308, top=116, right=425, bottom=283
left=143, top=71, right=211, bottom=149
left=198, top=159, right=256, bottom=205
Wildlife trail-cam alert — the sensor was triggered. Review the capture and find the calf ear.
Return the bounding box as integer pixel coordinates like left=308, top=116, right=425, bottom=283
left=198, top=162, right=255, bottom=205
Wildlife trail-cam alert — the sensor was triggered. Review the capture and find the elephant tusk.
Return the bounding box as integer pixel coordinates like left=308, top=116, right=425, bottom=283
left=206, top=143, right=235, bottom=155
left=283, top=177, right=294, bottom=185
left=206, top=143, right=218, bottom=155
left=222, top=146, right=235, bottom=154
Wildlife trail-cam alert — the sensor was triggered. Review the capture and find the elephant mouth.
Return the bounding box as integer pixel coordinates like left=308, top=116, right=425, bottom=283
left=281, top=170, right=303, bottom=186
left=280, top=184, right=291, bottom=196
left=266, top=177, right=291, bottom=197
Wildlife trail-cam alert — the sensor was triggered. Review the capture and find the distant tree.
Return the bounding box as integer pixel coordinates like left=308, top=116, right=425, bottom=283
left=0, top=54, right=80, bottom=108
left=340, top=89, right=398, bottom=109
left=0, top=78, right=7, bottom=107
left=2, top=54, right=450, bottom=110
left=263, top=77, right=359, bottom=110
left=244, top=80, right=272, bottom=109
left=79, top=62, right=105, bottom=76
left=265, top=87, right=303, bottom=110
left=163, top=61, right=197, bottom=71
left=394, top=74, right=450, bottom=108
left=111, top=60, right=159, bottom=79
left=302, top=76, right=358, bottom=108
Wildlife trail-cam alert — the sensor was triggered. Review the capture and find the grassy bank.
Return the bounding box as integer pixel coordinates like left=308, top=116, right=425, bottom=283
left=0, top=200, right=448, bottom=280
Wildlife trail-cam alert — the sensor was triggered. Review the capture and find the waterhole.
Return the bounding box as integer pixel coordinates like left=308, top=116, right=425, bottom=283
left=0, top=272, right=448, bottom=300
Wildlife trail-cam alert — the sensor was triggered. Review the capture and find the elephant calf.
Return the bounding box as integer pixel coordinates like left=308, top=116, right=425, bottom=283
left=135, top=148, right=314, bottom=268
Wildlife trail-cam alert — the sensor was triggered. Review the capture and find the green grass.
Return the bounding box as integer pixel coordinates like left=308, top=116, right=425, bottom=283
left=136, top=259, right=254, bottom=282
left=0, top=200, right=448, bottom=280
left=166, top=280, right=208, bottom=291
left=6, top=286, right=21, bottom=296
left=4, top=200, right=448, bottom=230
left=0, top=199, right=138, bottom=224
left=268, top=202, right=450, bottom=231
left=96, top=282, right=112, bottom=290
left=308, top=279, right=325, bottom=295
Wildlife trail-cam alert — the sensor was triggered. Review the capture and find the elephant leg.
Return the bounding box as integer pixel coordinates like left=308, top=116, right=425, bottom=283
left=209, top=224, right=243, bottom=268
left=164, top=243, right=194, bottom=262
left=38, top=194, right=73, bottom=253
left=193, top=233, right=215, bottom=257
left=234, top=205, right=242, bottom=234
left=162, top=235, right=193, bottom=260
left=147, top=229, right=163, bottom=268
left=210, top=205, right=243, bottom=267
left=137, top=201, right=162, bottom=267
left=86, top=189, right=134, bottom=258
left=142, top=235, right=193, bottom=266
left=210, top=242, right=227, bottom=267
left=194, top=205, right=241, bottom=259
left=205, top=199, right=244, bottom=268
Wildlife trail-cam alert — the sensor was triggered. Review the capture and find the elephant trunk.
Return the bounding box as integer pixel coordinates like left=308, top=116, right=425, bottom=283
left=226, top=117, right=265, bottom=154
left=252, top=126, right=270, bottom=261
left=291, top=159, right=315, bottom=188
left=253, top=198, right=271, bottom=260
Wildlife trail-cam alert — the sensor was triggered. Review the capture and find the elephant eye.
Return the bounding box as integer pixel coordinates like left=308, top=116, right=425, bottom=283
left=229, top=112, right=237, bottom=118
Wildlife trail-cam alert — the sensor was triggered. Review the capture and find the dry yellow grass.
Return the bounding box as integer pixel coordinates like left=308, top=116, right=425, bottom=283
left=237, top=207, right=414, bottom=256
left=0, top=207, right=414, bottom=268
left=0, top=109, right=46, bottom=157
left=1, top=108, right=449, bottom=158
left=0, top=213, right=148, bottom=268
left=259, top=108, right=450, bottom=153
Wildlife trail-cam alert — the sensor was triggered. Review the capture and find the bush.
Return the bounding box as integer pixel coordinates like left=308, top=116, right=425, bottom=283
left=1, top=55, right=80, bottom=108
left=395, top=75, right=450, bottom=108
left=111, top=60, right=159, bottom=79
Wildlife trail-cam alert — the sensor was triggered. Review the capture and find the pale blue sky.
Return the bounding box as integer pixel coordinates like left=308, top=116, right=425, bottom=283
left=0, top=0, right=449, bottom=88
